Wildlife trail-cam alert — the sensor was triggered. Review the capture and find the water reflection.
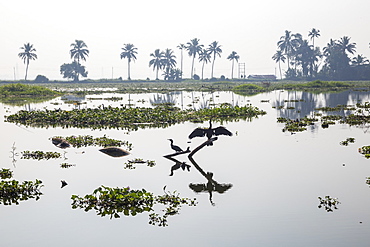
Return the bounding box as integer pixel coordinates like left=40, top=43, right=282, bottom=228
left=164, top=136, right=233, bottom=206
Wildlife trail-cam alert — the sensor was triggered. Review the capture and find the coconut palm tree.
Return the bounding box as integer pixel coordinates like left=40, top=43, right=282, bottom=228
left=18, top=43, right=37, bottom=80
left=120, top=43, right=138, bottom=80
left=308, top=28, right=320, bottom=47
left=69, top=40, right=89, bottom=81
left=207, top=41, right=222, bottom=78
left=352, top=54, right=369, bottom=66
left=149, top=49, right=164, bottom=80
left=70, top=40, right=89, bottom=64
left=186, top=38, right=204, bottom=79
left=277, top=30, right=294, bottom=69
left=177, top=43, right=186, bottom=78
left=338, top=36, right=356, bottom=55
left=227, top=51, right=240, bottom=79
left=198, top=49, right=211, bottom=80
left=272, top=50, right=286, bottom=80
left=162, top=49, right=177, bottom=80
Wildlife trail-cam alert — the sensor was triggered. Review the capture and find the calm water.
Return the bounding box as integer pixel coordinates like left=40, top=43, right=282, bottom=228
left=1, top=90, right=370, bottom=247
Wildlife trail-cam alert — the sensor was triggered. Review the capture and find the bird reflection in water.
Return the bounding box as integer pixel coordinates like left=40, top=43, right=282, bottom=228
left=188, top=119, right=232, bottom=146
left=188, top=138, right=233, bottom=206
left=164, top=135, right=233, bottom=206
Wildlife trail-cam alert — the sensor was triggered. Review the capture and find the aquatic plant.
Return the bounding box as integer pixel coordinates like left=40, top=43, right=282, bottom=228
left=340, top=137, right=355, bottom=146
left=21, top=150, right=62, bottom=160
left=123, top=158, right=156, bottom=169
left=6, top=104, right=266, bottom=131
left=358, top=146, right=370, bottom=159
left=0, top=169, right=13, bottom=179
left=53, top=135, right=133, bottom=150
left=0, top=177, right=43, bottom=205
left=0, top=83, right=60, bottom=97
left=60, top=163, right=76, bottom=168
left=318, top=196, right=340, bottom=212
left=71, top=186, right=197, bottom=227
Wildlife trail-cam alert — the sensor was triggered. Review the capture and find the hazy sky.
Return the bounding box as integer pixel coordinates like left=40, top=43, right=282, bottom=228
left=1, top=0, right=370, bottom=80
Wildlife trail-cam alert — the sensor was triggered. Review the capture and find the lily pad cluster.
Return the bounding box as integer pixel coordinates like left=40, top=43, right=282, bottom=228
left=71, top=186, right=197, bottom=227
left=123, top=158, right=156, bottom=170
left=340, top=137, right=355, bottom=146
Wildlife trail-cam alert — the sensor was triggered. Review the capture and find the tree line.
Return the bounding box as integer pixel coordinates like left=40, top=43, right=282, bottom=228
left=273, top=28, right=370, bottom=80
left=17, top=39, right=241, bottom=82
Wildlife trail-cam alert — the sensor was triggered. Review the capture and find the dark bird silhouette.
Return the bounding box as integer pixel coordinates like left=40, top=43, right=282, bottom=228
left=188, top=120, right=232, bottom=145
left=168, top=139, right=183, bottom=152
left=169, top=161, right=191, bottom=176
left=61, top=180, right=68, bottom=188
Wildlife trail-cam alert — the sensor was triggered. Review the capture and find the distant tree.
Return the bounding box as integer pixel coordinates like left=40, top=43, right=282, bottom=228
left=18, top=43, right=37, bottom=80
left=177, top=44, right=186, bottom=78
left=277, top=30, right=301, bottom=69
left=163, top=68, right=182, bottom=81
left=70, top=40, right=89, bottom=64
left=162, top=48, right=177, bottom=80
left=308, top=28, right=320, bottom=47
left=227, top=51, right=240, bottom=79
left=352, top=54, right=369, bottom=66
left=149, top=49, right=164, bottom=80
left=207, top=41, right=222, bottom=78
left=186, top=38, right=204, bottom=79
left=120, top=43, right=138, bottom=80
left=272, top=50, right=286, bottom=80
left=198, top=49, right=211, bottom=80
left=60, top=61, right=88, bottom=81
left=338, top=36, right=356, bottom=55
left=34, top=75, right=49, bottom=83
left=69, top=40, right=89, bottom=81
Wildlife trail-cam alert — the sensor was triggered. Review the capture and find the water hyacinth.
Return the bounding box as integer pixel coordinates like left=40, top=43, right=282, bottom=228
left=5, top=104, right=266, bottom=131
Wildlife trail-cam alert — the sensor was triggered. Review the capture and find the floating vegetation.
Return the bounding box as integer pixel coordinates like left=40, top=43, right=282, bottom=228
left=6, top=104, right=266, bottom=131
left=0, top=83, right=60, bottom=97
left=358, top=146, right=370, bottom=159
left=0, top=169, right=43, bottom=205
left=232, top=84, right=265, bottom=96
left=0, top=169, right=13, bottom=179
left=71, top=186, right=197, bottom=227
left=60, top=163, right=76, bottom=168
left=21, top=151, right=62, bottom=160
left=123, top=158, right=156, bottom=169
left=53, top=135, right=133, bottom=150
left=278, top=117, right=317, bottom=133
left=318, top=196, right=341, bottom=212
left=340, top=137, right=355, bottom=146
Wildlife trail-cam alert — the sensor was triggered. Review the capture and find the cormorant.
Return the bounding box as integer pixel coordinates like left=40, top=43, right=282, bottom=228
left=168, top=139, right=183, bottom=152
left=188, top=120, right=232, bottom=145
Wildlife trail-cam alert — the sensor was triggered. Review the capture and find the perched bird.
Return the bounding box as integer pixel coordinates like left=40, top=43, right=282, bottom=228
left=188, top=120, right=232, bottom=145
left=168, top=139, right=183, bottom=152
left=61, top=180, right=68, bottom=188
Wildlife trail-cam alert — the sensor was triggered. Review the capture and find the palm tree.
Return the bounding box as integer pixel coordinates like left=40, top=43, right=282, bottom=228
left=198, top=49, right=211, bottom=80
left=18, top=43, right=37, bottom=80
left=272, top=50, right=286, bottom=80
left=120, top=43, right=138, bottom=80
left=308, top=28, right=320, bottom=47
left=149, top=49, right=164, bottom=80
left=352, top=54, right=369, bottom=66
left=162, top=49, right=177, bottom=80
left=70, top=40, right=89, bottom=64
left=338, top=36, right=356, bottom=55
left=186, top=38, right=204, bottom=79
left=227, top=51, right=240, bottom=79
left=207, top=41, right=222, bottom=78
left=177, top=44, right=186, bottom=78
left=277, top=30, right=293, bottom=69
